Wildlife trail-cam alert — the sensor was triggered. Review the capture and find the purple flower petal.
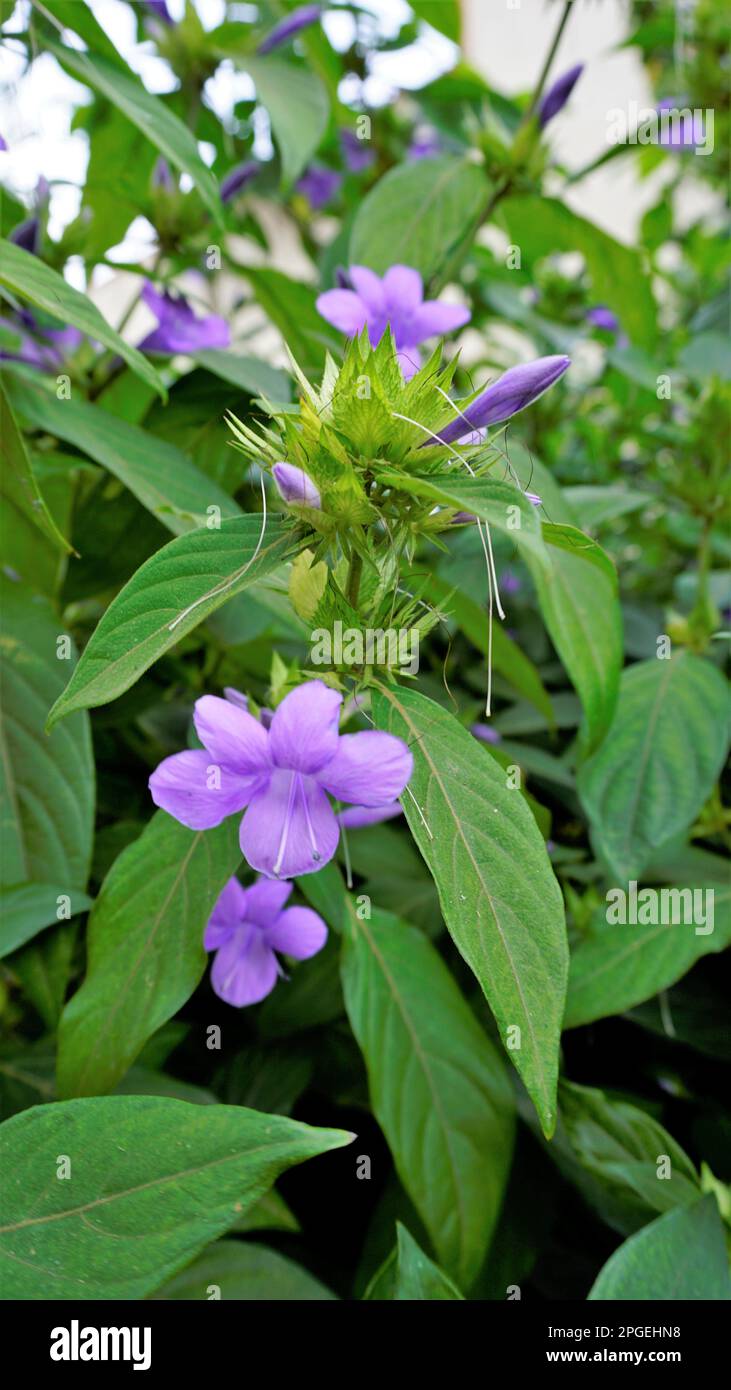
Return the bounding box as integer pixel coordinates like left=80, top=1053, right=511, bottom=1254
left=9, top=217, right=40, bottom=256
left=220, top=160, right=259, bottom=202
left=337, top=801, right=403, bottom=828
left=272, top=462, right=321, bottom=508
left=586, top=304, right=620, bottom=332
left=139, top=282, right=229, bottom=354
left=408, top=300, right=471, bottom=339
left=472, top=723, right=502, bottom=745
left=143, top=0, right=174, bottom=25
left=383, top=264, right=423, bottom=315
left=240, top=768, right=340, bottom=878
left=241, top=876, right=293, bottom=927
left=538, top=63, right=583, bottom=128
left=193, top=694, right=271, bottom=776
left=340, top=129, right=375, bottom=173
left=396, top=347, right=422, bottom=379
left=223, top=687, right=249, bottom=711
left=318, top=730, right=413, bottom=806
left=432, top=355, right=571, bottom=445
left=296, top=165, right=342, bottom=209
left=264, top=905, right=328, bottom=958
left=350, top=265, right=387, bottom=317
left=269, top=680, right=342, bottom=775
left=211, top=927, right=279, bottom=1006
left=258, top=3, right=322, bottom=55
left=204, top=876, right=248, bottom=949
left=149, top=750, right=257, bottom=829
left=0, top=135, right=7, bottom=152
left=316, top=287, right=369, bottom=337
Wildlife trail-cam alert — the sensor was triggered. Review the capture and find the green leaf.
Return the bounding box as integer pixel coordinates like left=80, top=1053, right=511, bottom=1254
left=153, top=1238, right=337, bottom=1300
left=501, top=196, right=657, bottom=349
left=0, top=883, right=91, bottom=958
left=236, top=57, right=329, bottom=188
left=36, top=0, right=127, bottom=68
left=565, top=883, right=731, bottom=1028
left=193, top=350, right=291, bottom=401
left=373, top=686, right=567, bottom=1137
left=46, top=516, right=296, bottom=726
left=551, top=1081, right=700, bottom=1235
left=377, top=470, right=547, bottom=564
left=409, top=1, right=460, bottom=42
left=0, top=1095, right=352, bottom=1299
left=0, top=577, right=94, bottom=890
left=393, top=1224, right=464, bottom=1300
left=44, top=40, right=223, bottom=227
left=578, top=653, right=730, bottom=881
left=244, top=268, right=333, bottom=374
left=527, top=526, right=622, bottom=755
left=588, top=1196, right=731, bottom=1301
left=0, top=241, right=164, bottom=397
left=233, top=1187, right=299, bottom=1235
left=350, top=156, right=489, bottom=284
left=341, top=904, right=514, bottom=1288
left=0, top=379, right=72, bottom=554
left=4, top=373, right=239, bottom=536
left=56, top=815, right=242, bottom=1097
left=10, top=922, right=77, bottom=1031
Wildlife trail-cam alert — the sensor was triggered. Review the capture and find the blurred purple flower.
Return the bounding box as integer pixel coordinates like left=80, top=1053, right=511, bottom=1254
left=143, top=0, right=173, bottom=24
left=472, top=723, right=502, bottom=745
left=525, top=490, right=542, bottom=507
left=138, top=283, right=229, bottom=354
left=205, top=875, right=327, bottom=1007
left=272, top=462, right=321, bottom=508
left=152, top=156, right=174, bottom=190
left=220, top=160, right=259, bottom=203
left=296, top=165, right=342, bottom=209
left=0, top=135, right=7, bottom=151
left=586, top=304, right=619, bottom=332
left=340, top=129, right=375, bottom=173
left=337, top=802, right=403, bottom=828
left=502, top=571, right=521, bottom=595
left=9, top=217, right=40, bottom=255
left=317, top=264, right=471, bottom=380
left=0, top=308, right=82, bottom=371
left=149, top=681, right=413, bottom=879
left=407, top=129, right=441, bottom=161
left=538, top=63, right=583, bottom=128
left=656, top=99, right=705, bottom=150
left=258, top=4, right=322, bottom=55
left=430, top=355, right=570, bottom=445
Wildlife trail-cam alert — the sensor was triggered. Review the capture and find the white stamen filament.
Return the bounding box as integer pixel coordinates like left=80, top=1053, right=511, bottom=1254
left=273, top=771, right=299, bottom=878
left=298, top=773, right=321, bottom=862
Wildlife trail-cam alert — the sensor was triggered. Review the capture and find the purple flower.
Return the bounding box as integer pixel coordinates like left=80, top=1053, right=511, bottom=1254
left=538, top=63, right=583, bottom=128
left=407, top=129, right=441, bottom=161
left=0, top=308, right=82, bottom=371
left=152, top=156, right=174, bottom=190
left=9, top=217, right=40, bottom=255
left=205, top=875, right=327, bottom=1007
left=586, top=304, right=619, bottom=333
left=317, top=264, right=471, bottom=380
left=525, top=490, right=542, bottom=507
left=138, top=283, right=229, bottom=354
left=472, top=723, right=502, bottom=745
left=296, top=165, right=342, bottom=209
left=656, top=99, right=706, bottom=151
left=143, top=0, right=173, bottom=24
left=149, top=681, right=413, bottom=879
left=431, top=355, right=570, bottom=445
left=337, top=801, right=403, bottom=828
left=272, top=462, right=321, bottom=508
left=220, top=160, right=259, bottom=203
left=502, top=571, right=521, bottom=595
left=258, top=4, right=322, bottom=55
left=0, top=135, right=7, bottom=152
left=340, top=129, right=375, bottom=174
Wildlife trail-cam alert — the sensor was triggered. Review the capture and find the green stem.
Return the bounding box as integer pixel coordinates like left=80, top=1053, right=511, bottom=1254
left=525, top=0, right=575, bottom=121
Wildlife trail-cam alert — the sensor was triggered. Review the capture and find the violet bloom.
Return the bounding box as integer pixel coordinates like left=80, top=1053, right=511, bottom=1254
left=143, top=0, right=173, bottom=24
left=9, top=217, right=40, bottom=255
left=407, top=129, right=441, bottom=161
left=538, top=63, right=583, bottom=128
left=138, top=283, right=229, bottom=354
left=0, top=135, right=7, bottom=152
left=296, top=165, right=342, bottom=209
left=258, top=3, right=322, bottom=55
left=586, top=304, right=619, bottom=333
left=149, top=681, right=413, bottom=879
left=0, top=308, right=81, bottom=371
left=220, top=160, right=259, bottom=203
left=341, top=129, right=375, bottom=174
left=472, top=723, right=502, bottom=745
left=317, top=264, right=471, bottom=380
left=338, top=802, right=402, bottom=828
left=152, top=156, right=174, bottom=190
left=272, top=462, right=321, bottom=508
left=656, top=99, right=706, bottom=151
left=431, top=355, right=570, bottom=445
left=205, top=875, right=327, bottom=1007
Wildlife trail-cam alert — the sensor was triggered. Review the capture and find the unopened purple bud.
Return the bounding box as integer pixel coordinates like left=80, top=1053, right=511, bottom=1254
left=296, top=165, right=342, bottom=209
left=9, top=217, right=40, bottom=256
left=223, top=687, right=249, bottom=710
left=432, top=355, right=571, bottom=446
left=272, top=462, right=321, bottom=508
left=0, top=134, right=7, bottom=152
left=586, top=304, right=619, bottom=332
left=220, top=160, right=259, bottom=203
left=152, top=156, right=174, bottom=190
left=538, top=63, right=583, bottom=128
left=340, top=128, right=375, bottom=173
left=334, top=266, right=351, bottom=289
left=258, top=4, right=322, bottom=55
left=472, top=723, right=502, bottom=745
left=525, top=491, right=542, bottom=507
left=144, top=0, right=174, bottom=25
